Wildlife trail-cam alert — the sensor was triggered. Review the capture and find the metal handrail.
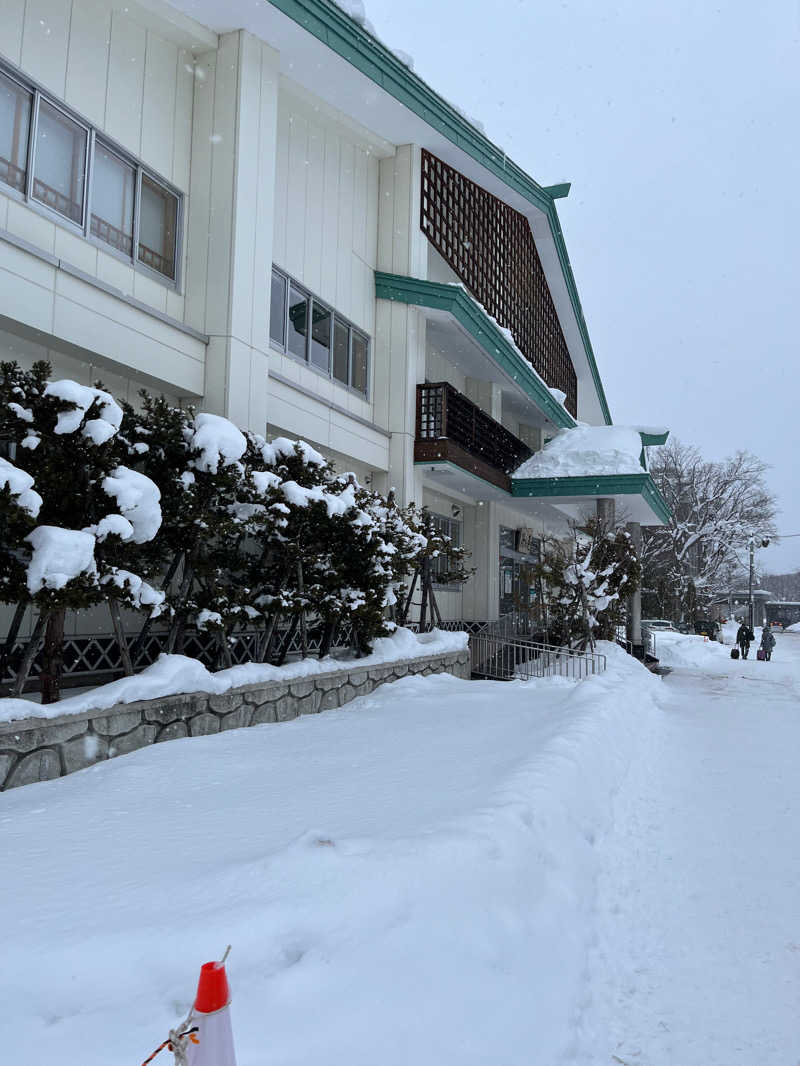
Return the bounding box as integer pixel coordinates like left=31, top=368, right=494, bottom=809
left=470, top=633, right=606, bottom=681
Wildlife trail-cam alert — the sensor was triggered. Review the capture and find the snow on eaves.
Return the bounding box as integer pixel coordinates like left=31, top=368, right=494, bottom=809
left=513, top=425, right=644, bottom=479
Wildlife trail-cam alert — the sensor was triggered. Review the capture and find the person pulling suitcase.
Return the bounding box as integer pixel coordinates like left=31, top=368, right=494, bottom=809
left=736, top=622, right=754, bottom=660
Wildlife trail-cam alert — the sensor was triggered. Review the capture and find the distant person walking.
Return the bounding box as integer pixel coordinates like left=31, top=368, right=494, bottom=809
left=760, top=626, right=776, bottom=662
left=736, top=622, right=755, bottom=659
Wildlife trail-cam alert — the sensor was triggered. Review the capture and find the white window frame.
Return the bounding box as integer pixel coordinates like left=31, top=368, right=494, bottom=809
left=0, top=58, right=183, bottom=290
left=270, top=265, right=371, bottom=399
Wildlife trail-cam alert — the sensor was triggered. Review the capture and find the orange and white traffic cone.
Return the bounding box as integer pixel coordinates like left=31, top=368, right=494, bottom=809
left=185, top=949, right=237, bottom=1066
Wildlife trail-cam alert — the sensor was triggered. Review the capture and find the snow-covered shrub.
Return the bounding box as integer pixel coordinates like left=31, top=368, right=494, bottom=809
left=0, top=361, right=163, bottom=700
left=537, top=518, right=641, bottom=648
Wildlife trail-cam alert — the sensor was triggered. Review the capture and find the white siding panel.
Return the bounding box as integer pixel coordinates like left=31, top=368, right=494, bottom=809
left=172, top=48, right=194, bottom=190
left=141, top=32, right=177, bottom=180
left=272, top=106, right=289, bottom=269
left=204, top=33, right=237, bottom=338
left=65, top=0, right=111, bottom=126
left=302, top=119, right=324, bottom=296
left=335, top=138, right=354, bottom=317
left=0, top=0, right=26, bottom=64
left=284, top=111, right=307, bottom=280
left=184, top=48, right=215, bottom=331
left=21, top=0, right=70, bottom=97
left=319, top=126, right=339, bottom=302
left=105, top=11, right=146, bottom=155
left=229, top=31, right=260, bottom=349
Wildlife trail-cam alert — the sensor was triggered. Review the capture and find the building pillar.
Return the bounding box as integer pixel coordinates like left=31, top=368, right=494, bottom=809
left=185, top=32, right=280, bottom=432
left=596, top=497, right=616, bottom=531
left=626, top=520, right=643, bottom=651
left=374, top=145, right=427, bottom=508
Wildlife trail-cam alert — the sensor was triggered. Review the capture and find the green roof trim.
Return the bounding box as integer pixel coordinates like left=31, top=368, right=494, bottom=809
left=375, top=272, right=577, bottom=430
left=267, top=0, right=612, bottom=425
left=512, top=472, right=672, bottom=525
left=543, top=183, right=571, bottom=199
left=639, top=430, right=669, bottom=447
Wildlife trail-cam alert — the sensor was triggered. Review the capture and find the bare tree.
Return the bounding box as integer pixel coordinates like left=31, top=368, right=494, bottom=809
left=643, top=439, right=777, bottom=618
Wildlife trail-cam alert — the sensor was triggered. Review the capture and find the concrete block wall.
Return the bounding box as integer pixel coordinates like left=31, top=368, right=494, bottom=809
left=0, top=647, right=470, bottom=790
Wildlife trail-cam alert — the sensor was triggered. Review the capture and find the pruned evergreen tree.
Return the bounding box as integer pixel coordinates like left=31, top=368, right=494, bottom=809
left=0, top=362, right=163, bottom=700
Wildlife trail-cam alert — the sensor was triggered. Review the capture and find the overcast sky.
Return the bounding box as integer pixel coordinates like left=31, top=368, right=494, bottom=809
left=364, top=0, right=800, bottom=575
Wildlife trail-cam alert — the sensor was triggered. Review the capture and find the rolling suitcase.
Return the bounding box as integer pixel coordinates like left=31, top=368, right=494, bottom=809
left=730, top=647, right=740, bottom=659
left=757, top=648, right=766, bottom=661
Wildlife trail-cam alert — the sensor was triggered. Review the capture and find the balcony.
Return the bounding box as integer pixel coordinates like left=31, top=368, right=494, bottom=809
left=415, top=382, right=533, bottom=492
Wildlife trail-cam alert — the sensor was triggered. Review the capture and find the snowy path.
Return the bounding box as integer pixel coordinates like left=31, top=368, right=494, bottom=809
left=3, top=633, right=800, bottom=1064
left=577, top=631, right=800, bottom=1065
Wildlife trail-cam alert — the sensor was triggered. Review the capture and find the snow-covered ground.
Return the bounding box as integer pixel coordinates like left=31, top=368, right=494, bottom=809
left=2, top=631, right=800, bottom=1064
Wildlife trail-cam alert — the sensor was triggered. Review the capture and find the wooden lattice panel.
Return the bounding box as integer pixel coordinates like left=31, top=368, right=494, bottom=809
left=420, top=150, right=578, bottom=417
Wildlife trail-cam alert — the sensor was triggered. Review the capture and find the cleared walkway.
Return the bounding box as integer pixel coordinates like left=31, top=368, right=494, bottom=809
left=576, top=632, right=800, bottom=1065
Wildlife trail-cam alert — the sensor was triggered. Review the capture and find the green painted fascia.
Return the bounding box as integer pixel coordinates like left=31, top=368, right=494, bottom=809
left=267, top=0, right=612, bottom=426
left=543, top=183, right=571, bottom=199
left=376, top=272, right=576, bottom=430
left=512, top=472, right=672, bottom=525
left=639, top=431, right=669, bottom=447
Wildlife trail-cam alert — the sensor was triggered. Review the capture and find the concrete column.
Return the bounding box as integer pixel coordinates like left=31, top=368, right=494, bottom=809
left=375, top=145, right=427, bottom=507
left=626, top=520, right=643, bottom=648
left=596, top=497, right=616, bottom=531
left=185, top=32, right=280, bottom=432
left=466, top=501, right=499, bottom=620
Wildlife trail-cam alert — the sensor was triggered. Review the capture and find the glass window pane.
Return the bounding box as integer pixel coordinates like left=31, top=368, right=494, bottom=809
left=287, top=284, right=309, bottom=360
left=351, top=331, right=368, bottom=394
left=0, top=72, right=31, bottom=194
left=333, top=318, right=349, bottom=384
left=33, top=100, right=86, bottom=224
left=310, top=301, right=331, bottom=372
left=91, top=143, right=134, bottom=256
left=269, top=270, right=287, bottom=346
left=138, top=173, right=178, bottom=280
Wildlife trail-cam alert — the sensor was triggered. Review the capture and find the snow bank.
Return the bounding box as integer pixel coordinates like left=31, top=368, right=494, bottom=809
left=513, top=425, right=644, bottom=479
left=654, top=630, right=731, bottom=669
left=0, top=627, right=468, bottom=724
left=786, top=622, right=800, bottom=633
left=0, top=639, right=661, bottom=1066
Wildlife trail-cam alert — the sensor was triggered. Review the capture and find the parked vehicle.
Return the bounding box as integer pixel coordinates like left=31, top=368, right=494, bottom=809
left=642, top=619, right=676, bottom=632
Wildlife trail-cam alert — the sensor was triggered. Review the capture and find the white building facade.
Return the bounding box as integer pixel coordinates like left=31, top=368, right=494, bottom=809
left=0, top=0, right=668, bottom=630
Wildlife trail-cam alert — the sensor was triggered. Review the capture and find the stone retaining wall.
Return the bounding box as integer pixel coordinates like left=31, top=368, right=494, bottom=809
left=0, top=649, right=470, bottom=790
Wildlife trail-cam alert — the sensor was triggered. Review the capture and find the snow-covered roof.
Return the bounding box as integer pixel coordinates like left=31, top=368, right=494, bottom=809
left=513, top=426, right=645, bottom=480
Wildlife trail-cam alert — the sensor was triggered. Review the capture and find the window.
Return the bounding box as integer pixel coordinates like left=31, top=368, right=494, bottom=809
left=138, top=174, right=178, bottom=280
left=32, top=100, right=87, bottom=224
left=270, top=266, right=370, bottom=397
left=430, top=513, right=462, bottom=584
left=287, top=283, right=309, bottom=360
left=0, top=71, right=31, bottom=194
left=269, top=268, right=287, bottom=346
left=91, top=143, right=134, bottom=256
left=0, top=59, right=182, bottom=287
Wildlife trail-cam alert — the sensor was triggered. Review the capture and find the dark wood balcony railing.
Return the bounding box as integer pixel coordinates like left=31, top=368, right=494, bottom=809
left=415, top=382, right=533, bottom=492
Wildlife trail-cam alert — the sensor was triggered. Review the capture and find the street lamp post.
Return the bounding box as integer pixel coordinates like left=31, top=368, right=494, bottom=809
left=748, top=535, right=771, bottom=629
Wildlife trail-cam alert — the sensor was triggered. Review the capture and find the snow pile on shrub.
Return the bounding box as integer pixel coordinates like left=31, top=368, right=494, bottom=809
left=0, top=643, right=662, bottom=1066
left=0, top=626, right=468, bottom=723
left=0, top=457, right=42, bottom=517
left=25, top=526, right=97, bottom=593
left=514, top=425, right=644, bottom=479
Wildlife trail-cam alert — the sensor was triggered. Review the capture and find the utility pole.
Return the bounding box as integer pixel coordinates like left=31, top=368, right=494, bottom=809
left=749, top=535, right=771, bottom=629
